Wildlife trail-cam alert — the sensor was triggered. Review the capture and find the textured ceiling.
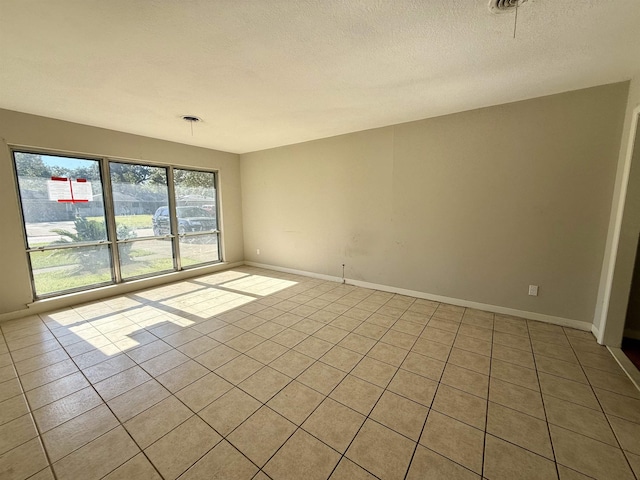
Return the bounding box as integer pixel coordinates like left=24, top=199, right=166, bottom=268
left=1, top=0, right=639, bottom=154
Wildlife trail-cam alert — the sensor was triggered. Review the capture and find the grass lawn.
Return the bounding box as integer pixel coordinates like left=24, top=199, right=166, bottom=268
left=87, top=214, right=153, bottom=229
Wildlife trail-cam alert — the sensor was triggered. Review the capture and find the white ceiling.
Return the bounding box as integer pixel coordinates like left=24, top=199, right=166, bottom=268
left=1, top=0, right=639, bottom=154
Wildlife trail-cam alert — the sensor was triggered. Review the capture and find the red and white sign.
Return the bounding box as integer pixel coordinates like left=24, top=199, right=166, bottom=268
left=47, top=177, right=93, bottom=203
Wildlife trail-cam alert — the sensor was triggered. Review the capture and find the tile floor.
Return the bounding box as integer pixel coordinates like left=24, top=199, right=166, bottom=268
left=1, top=266, right=639, bottom=480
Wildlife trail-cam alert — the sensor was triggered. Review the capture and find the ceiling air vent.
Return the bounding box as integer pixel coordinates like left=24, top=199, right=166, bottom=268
left=489, top=0, right=528, bottom=14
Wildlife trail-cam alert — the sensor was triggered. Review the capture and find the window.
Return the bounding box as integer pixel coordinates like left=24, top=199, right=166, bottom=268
left=12, top=150, right=222, bottom=298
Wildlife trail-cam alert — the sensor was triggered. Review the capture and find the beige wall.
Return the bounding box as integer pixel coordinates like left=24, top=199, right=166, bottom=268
left=241, top=83, right=629, bottom=324
left=597, top=74, right=640, bottom=344
left=0, top=109, right=243, bottom=318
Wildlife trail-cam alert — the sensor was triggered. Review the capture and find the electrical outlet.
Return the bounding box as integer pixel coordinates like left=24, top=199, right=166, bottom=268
left=257, top=249, right=260, bottom=255
left=528, top=285, right=539, bottom=296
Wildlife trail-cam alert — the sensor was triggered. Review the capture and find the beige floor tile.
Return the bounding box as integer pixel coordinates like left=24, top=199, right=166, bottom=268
left=177, top=336, right=220, bottom=358
left=486, top=402, right=553, bottom=459
left=432, top=384, right=487, bottom=430
left=533, top=342, right=578, bottom=364
left=492, top=331, right=532, bottom=352
left=0, top=413, right=37, bottom=455
left=321, top=345, right=364, bottom=371
left=14, top=348, right=70, bottom=376
left=576, top=350, right=622, bottom=374
left=180, top=440, right=257, bottom=480
left=351, top=356, right=398, bottom=387
left=557, top=465, right=593, bottom=480
left=314, top=325, right=349, bottom=344
left=42, top=404, right=119, bottom=462
left=0, top=394, right=29, bottom=426
left=338, top=332, right=376, bottom=354
left=539, top=372, right=600, bottom=410
left=346, top=419, right=415, bottom=480
left=371, top=390, right=429, bottom=440
left=33, top=386, right=104, bottom=432
left=302, top=397, right=365, bottom=453
left=227, top=406, right=296, bottom=467
left=387, top=368, right=438, bottom=406
left=330, top=457, right=377, bottom=479
left=291, top=318, right=324, bottom=335
left=107, top=379, right=170, bottom=422
left=298, top=361, right=346, bottom=394
left=489, top=377, right=545, bottom=419
left=208, top=325, right=244, bottom=343
left=595, top=388, right=640, bottom=423
left=102, top=453, right=162, bottom=480
left=544, top=395, right=618, bottom=446
left=195, top=344, right=240, bottom=370
left=534, top=355, right=587, bottom=384
left=329, top=375, right=383, bottom=415
left=92, top=366, right=151, bottom=401
left=0, top=437, right=49, bottom=480
left=270, top=329, right=308, bottom=348
left=124, top=395, right=192, bottom=448
left=83, top=354, right=137, bottom=384
left=268, top=380, right=325, bottom=424
left=226, top=332, right=266, bottom=352
left=26, top=371, right=90, bottom=410
left=381, top=330, right=417, bottom=350
left=491, top=358, right=539, bottom=391
left=139, top=349, right=189, bottom=377
left=626, top=451, right=640, bottom=478
left=401, top=352, right=445, bottom=381
left=407, top=446, right=480, bottom=480
left=27, top=467, right=56, bottom=480
left=126, top=340, right=172, bottom=364
left=484, top=434, right=558, bottom=480
left=448, top=348, right=491, bottom=375
left=393, top=317, right=424, bottom=335
left=411, top=338, right=452, bottom=361
left=272, top=312, right=304, bottom=328
left=341, top=307, right=372, bottom=322
left=155, top=359, right=209, bottom=393
left=198, top=387, right=261, bottom=436
left=158, top=371, right=222, bottom=414
left=491, top=343, right=535, bottom=369
left=293, top=336, right=334, bottom=359
left=245, top=340, right=288, bottom=364
left=215, top=354, right=263, bottom=384
left=608, top=414, right=640, bottom=454
left=20, top=359, right=79, bottom=391
left=53, top=426, right=139, bottom=480
left=453, top=334, right=491, bottom=356
left=368, top=312, right=399, bottom=328
left=420, top=411, right=484, bottom=474
left=330, top=316, right=363, bottom=332
left=427, top=317, right=460, bottom=333
left=162, top=328, right=202, bottom=348
left=550, top=424, right=635, bottom=480
left=238, top=366, right=291, bottom=402
left=583, top=367, right=640, bottom=399
left=264, top=428, right=341, bottom=480
left=458, top=324, right=492, bottom=341
left=145, top=416, right=221, bottom=480
left=268, top=349, right=314, bottom=378
left=441, top=363, right=489, bottom=398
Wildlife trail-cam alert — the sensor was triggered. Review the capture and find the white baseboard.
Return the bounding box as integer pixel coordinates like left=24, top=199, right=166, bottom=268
left=624, top=328, right=640, bottom=340
left=608, top=347, right=640, bottom=393
left=592, top=323, right=601, bottom=342
left=244, top=261, right=593, bottom=332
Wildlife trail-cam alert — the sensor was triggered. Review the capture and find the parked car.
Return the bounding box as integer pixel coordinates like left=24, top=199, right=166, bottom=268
left=152, top=206, right=216, bottom=236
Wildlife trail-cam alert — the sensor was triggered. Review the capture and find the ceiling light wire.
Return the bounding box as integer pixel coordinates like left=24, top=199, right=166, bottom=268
left=513, top=0, right=519, bottom=39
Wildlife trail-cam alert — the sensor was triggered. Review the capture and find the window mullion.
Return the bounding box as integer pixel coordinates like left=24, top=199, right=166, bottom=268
left=167, top=167, right=182, bottom=271
left=101, top=158, right=122, bottom=283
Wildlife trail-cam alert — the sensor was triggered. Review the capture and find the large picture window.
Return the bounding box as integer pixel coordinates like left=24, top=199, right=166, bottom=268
left=13, top=151, right=221, bottom=298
